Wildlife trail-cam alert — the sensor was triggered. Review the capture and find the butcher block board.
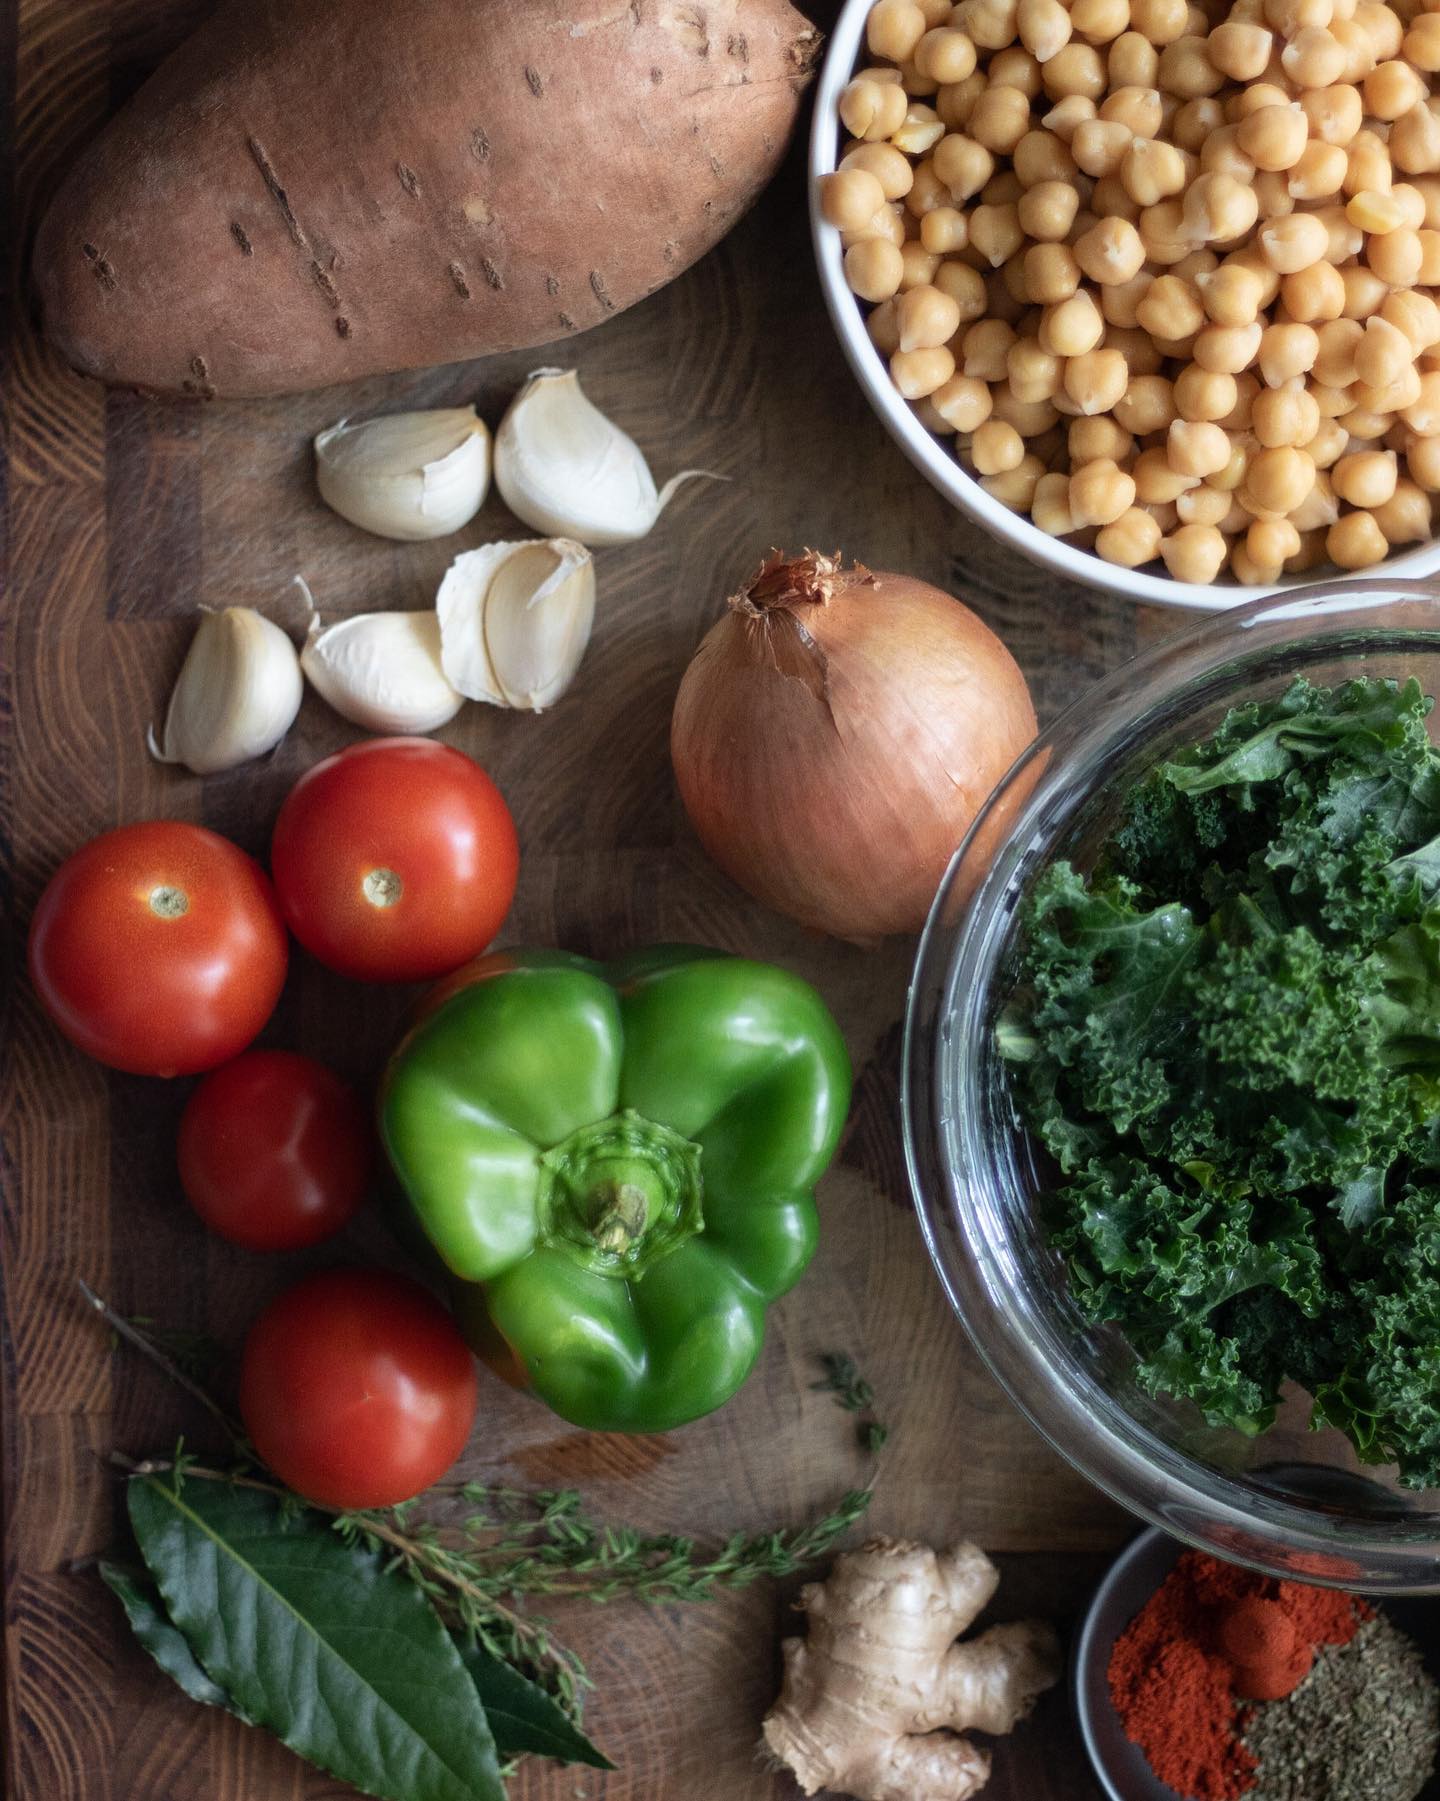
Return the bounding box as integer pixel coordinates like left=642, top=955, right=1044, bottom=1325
left=3, top=1, right=1181, bottom=1795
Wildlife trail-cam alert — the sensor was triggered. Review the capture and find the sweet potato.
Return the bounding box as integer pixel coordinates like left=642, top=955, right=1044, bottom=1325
left=33, top=0, right=819, bottom=399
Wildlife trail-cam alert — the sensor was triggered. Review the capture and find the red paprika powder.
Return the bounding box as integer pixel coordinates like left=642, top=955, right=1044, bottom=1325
left=1106, top=1550, right=1366, bottom=1801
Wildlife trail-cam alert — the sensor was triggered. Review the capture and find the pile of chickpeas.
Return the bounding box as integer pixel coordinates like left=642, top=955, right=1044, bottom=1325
left=821, top=0, right=1440, bottom=582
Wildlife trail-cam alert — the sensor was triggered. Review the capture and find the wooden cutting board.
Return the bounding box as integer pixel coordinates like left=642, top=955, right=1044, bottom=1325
left=2, top=2, right=1183, bottom=1795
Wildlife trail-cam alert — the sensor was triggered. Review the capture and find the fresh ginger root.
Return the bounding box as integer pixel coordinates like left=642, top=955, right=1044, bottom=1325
left=762, top=1536, right=1061, bottom=1801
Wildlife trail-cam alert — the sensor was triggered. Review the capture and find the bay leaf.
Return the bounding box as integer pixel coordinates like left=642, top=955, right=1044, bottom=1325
left=455, top=1638, right=613, bottom=1769
left=99, top=1560, right=252, bottom=1720
left=129, top=1474, right=504, bottom=1801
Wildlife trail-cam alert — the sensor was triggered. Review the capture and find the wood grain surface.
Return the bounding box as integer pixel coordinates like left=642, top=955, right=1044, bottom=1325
left=3, top=2, right=1184, bottom=1797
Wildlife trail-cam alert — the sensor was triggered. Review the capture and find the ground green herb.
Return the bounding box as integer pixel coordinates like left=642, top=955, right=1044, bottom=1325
left=1001, top=676, right=1440, bottom=1486
left=1243, top=1612, right=1439, bottom=1801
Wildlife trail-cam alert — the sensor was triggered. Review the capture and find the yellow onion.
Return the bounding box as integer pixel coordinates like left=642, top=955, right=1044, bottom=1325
left=670, top=550, right=1037, bottom=942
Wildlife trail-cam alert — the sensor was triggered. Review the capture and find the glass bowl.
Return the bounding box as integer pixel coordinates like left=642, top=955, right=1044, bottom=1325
left=903, top=580, right=1440, bottom=1591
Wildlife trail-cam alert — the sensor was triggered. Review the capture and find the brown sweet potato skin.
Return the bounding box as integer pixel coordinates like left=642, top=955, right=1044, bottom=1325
left=33, top=0, right=819, bottom=398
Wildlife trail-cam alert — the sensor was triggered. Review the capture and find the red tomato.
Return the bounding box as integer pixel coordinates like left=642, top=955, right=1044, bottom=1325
left=270, top=739, right=519, bottom=983
left=178, top=1051, right=371, bottom=1251
left=28, top=822, right=288, bottom=1077
left=239, top=1269, right=478, bottom=1508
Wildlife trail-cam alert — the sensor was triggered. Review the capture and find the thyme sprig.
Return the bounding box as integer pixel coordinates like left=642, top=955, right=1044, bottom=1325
left=812, top=1349, right=889, bottom=1453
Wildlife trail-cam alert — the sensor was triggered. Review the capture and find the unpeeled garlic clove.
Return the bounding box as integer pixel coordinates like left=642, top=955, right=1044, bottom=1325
left=437, top=538, right=596, bottom=712
left=315, top=406, right=490, bottom=541
left=148, top=606, right=303, bottom=774
left=300, top=586, right=464, bottom=734
left=494, top=368, right=713, bottom=547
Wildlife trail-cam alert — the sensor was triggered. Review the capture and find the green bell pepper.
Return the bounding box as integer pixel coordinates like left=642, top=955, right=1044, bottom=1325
left=379, top=947, right=852, bottom=1433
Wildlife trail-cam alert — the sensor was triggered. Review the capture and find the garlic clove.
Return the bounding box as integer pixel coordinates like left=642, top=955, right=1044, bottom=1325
left=148, top=606, right=303, bottom=775
left=301, top=596, right=465, bottom=735
left=315, top=406, right=490, bottom=541
left=437, top=538, right=596, bottom=712
left=494, top=368, right=713, bottom=547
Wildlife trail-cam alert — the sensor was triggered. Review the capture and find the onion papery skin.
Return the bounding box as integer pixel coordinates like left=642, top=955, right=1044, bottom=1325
left=670, top=552, right=1037, bottom=942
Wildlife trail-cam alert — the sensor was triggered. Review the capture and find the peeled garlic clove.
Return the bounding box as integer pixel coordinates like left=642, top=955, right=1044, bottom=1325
left=315, top=407, right=490, bottom=541
left=148, top=606, right=303, bottom=775
left=494, top=368, right=712, bottom=547
left=301, top=605, right=464, bottom=734
left=437, top=538, right=596, bottom=711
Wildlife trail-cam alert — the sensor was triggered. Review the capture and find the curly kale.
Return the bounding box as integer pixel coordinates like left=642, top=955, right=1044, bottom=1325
left=1002, top=676, right=1440, bottom=1488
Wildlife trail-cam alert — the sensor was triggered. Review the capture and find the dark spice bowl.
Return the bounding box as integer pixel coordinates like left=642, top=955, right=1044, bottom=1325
left=904, top=581, right=1440, bottom=1590
left=1075, top=1468, right=1440, bottom=1801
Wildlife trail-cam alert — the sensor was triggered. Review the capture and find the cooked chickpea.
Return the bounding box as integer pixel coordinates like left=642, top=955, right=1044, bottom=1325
left=937, top=71, right=987, bottom=128
left=841, top=76, right=911, bottom=142
left=1308, top=414, right=1350, bottom=464
left=1365, top=59, right=1427, bottom=122
left=1070, top=416, right=1135, bottom=461
left=1281, top=25, right=1348, bottom=84
left=1100, top=267, right=1153, bottom=327
left=1172, top=363, right=1238, bottom=422
left=969, top=202, right=1026, bottom=265
left=897, top=242, right=939, bottom=292
left=1064, top=346, right=1131, bottom=411
left=1283, top=264, right=1347, bottom=332
left=1069, top=456, right=1138, bottom=524
left=897, top=283, right=963, bottom=350
left=1131, top=444, right=1198, bottom=498
left=1196, top=263, right=1267, bottom=328
left=981, top=452, right=1046, bottom=506
left=1043, top=40, right=1108, bottom=97
left=1252, top=382, right=1322, bottom=445
left=1166, top=418, right=1232, bottom=477
left=1070, top=119, right=1132, bottom=177
left=1288, top=142, right=1349, bottom=201
left=868, top=297, right=902, bottom=355
left=934, top=261, right=989, bottom=320
left=1258, top=321, right=1321, bottom=384
left=1243, top=443, right=1317, bottom=512
left=1160, top=522, right=1228, bottom=580
left=869, top=0, right=930, bottom=60
left=961, top=317, right=1020, bottom=379
left=1247, top=517, right=1303, bottom=567
left=1301, top=84, right=1364, bottom=148
left=1354, top=314, right=1414, bottom=389
left=1213, top=437, right=1251, bottom=490
left=968, top=84, right=1034, bottom=154
left=1006, top=335, right=1063, bottom=400
left=1342, top=264, right=1391, bottom=320
left=1157, top=35, right=1223, bottom=96
left=1101, top=85, right=1163, bottom=139
left=1021, top=241, right=1080, bottom=302
left=1041, top=94, right=1098, bottom=141
left=1368, top=226, right=1425, bottom=286
left=917, top=24, right=981, bottom=80
left=1110, top=30, right=1162, bottom=83
left=1237, top=103, right=1309, bottom=171
left=1182, top=172, right=1260, bottom=244
left=972, top=417, right=1028, bottom=472
left=1094, top=506, right=1163, bottom=564
left=845, top=238, right=906, bottom=302
left=1210, top=18, right=1275, bottom=77
left=1120, top=135, right=1188, bottom=205
left=919, top=207, right=969, bottom=254
left=1014, top=128, right=1080, bottom=187
left=1405, top=12, right=1440, bottom=70
left=1071, top=217, right=1146, bottom=287
left=1348, top=189, right=1411, bottom=234
left=1070, top=0, right=1131, bottom=40
left=1402, top=369, right=1440, bottom=431
left=821, top=168, right=889, bottom=232
left=1030, top=470, right=1078, bottom=533
left=1194, top=320, right=1263, bottom=374
left=1418, top=227, right=1440, bottom=282
left=1314, top=317, right=1366, bottom=385
left=1409, top=432, right=1440, bottom=488
left=1176, top=483, right=1234, bottom=526
left=1135, top=274, right=1205, bottom=340
left=891, top=344, right=957, bottom=397
left=1332, top=447, right=1400, bottom=504
left=841, top=144, right=917, bottom=204
left=1346, top=403, right=1399, bottom=439
left=1357, top=0, right=1403, bottom=58
left=930, top=371, right=995, bottom=431
left=1374, top=476, right=1433, bottom=540
left=933, top=132, right=995, bottom=199
left=1012, top=182, right=1074, bottom=243
left=1130, top=0, right=1189, bottom=41
left=1039, top=287, right=1105, bottom=353
left=1327, top=508, right=1390, bottom=564
left=1391, top=101, right=1440, bottom=176
left=1256, top=213, right=1330, bottom=275
left=1221, top=372, right=1261, bottom=431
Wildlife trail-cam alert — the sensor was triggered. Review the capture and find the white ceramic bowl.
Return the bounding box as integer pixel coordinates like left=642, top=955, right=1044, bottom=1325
left=808, top=0, right=1440, bottom=612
